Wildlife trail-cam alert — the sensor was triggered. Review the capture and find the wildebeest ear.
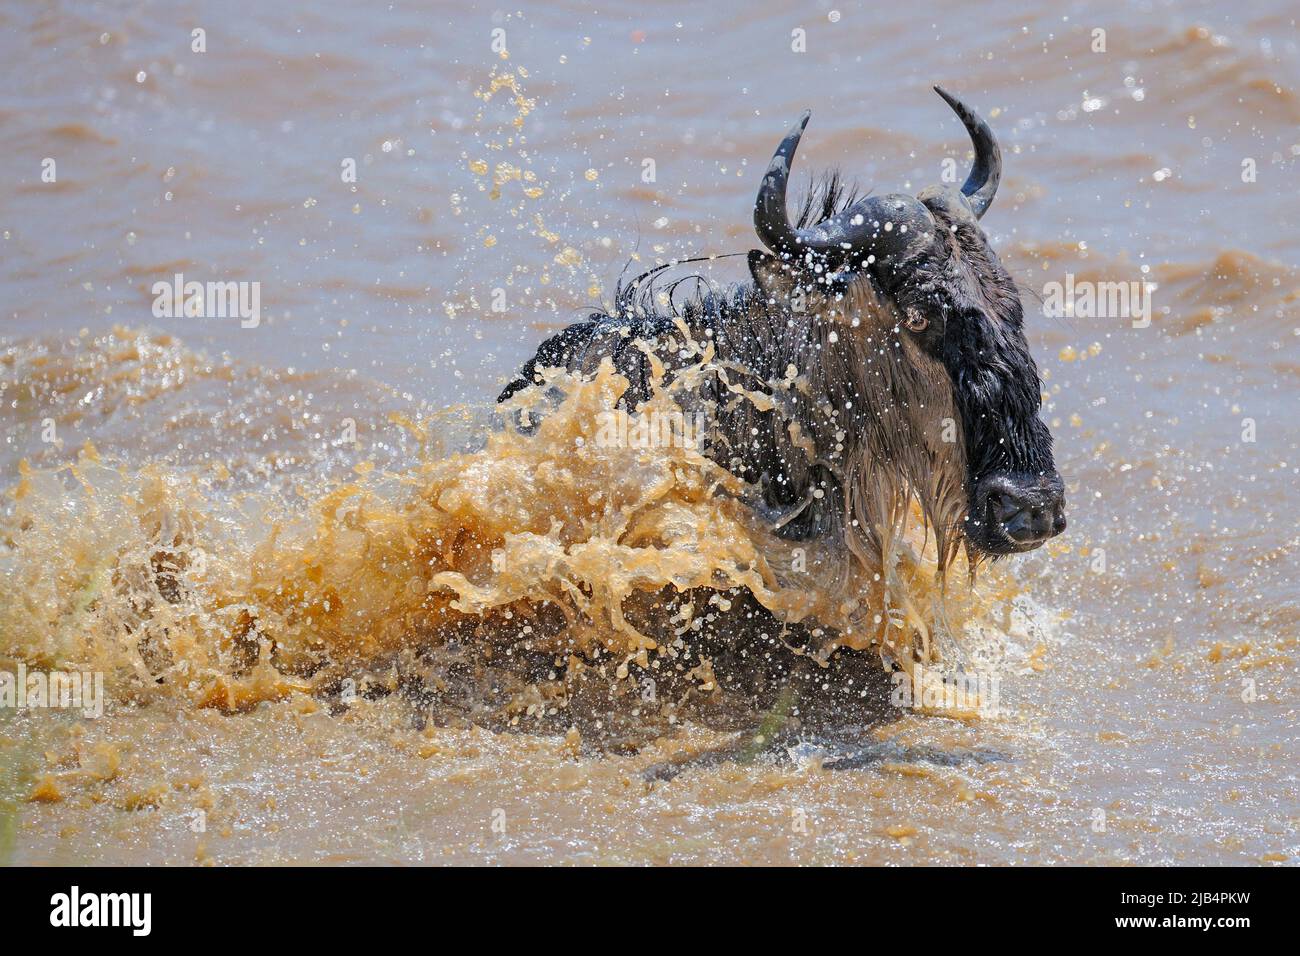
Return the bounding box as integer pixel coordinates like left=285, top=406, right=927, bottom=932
left=748, top=250, right=802, bottom=303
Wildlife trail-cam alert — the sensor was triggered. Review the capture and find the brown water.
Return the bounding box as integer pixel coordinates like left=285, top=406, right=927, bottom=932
left=1, top=0, right=1297, bottom=865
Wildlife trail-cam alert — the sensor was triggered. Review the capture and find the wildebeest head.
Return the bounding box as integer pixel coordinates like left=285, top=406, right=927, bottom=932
left=749, top=87, right=1066, bottom=562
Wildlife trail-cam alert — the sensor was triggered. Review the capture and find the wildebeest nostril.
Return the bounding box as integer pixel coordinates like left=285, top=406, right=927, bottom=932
left=1003, top=505, right=1049, bottom=541
left=990, top=493, right=1021, bottom=524
left=989, top=487, right=1063, bottom=543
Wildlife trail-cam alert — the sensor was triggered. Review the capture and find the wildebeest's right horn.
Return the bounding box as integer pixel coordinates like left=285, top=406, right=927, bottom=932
left=753, top=111, right=812, bottom=259
left=933, top=86, right=1001, bottom=219
left=753, top=112, right=933, bottom=268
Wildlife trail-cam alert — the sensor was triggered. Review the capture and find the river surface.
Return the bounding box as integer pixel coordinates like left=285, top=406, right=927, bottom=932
left=1, top=0, right=1297, bottom=864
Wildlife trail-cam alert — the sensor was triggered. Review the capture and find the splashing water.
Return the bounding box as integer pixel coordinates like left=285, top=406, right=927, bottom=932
left=2, top=336, right=1018, bottom=752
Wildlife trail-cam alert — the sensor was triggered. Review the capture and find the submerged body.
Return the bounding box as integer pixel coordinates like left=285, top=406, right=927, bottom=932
left=500, top=254, right=965, bottom=572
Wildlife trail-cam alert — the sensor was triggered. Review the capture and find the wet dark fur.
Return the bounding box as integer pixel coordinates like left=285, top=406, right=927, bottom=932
left=499, top=174, right=1055, bottom=565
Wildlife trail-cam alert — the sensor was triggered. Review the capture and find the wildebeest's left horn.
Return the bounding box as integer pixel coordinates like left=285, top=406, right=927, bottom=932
left=933, top=85, right=1001, bottom=219
left=754, top=112, right=932, bottom=266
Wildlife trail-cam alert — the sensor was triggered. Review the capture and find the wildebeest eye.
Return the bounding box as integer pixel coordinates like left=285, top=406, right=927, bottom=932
left=904, top=310, right=929, bottom=333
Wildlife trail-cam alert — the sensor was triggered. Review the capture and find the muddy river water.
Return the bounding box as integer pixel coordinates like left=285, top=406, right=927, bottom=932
left=1, top=0, right=1297, bottom=864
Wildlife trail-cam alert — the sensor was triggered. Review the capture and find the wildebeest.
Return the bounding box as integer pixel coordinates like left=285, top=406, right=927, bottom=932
left=500, top=87, right=1066, bottom=579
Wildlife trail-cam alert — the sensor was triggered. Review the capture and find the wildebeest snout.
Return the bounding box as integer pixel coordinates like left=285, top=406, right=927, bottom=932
left=974, top=472, right=1066, bottom=552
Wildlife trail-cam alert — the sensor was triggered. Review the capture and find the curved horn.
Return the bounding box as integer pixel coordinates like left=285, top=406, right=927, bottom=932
left=753, top=111, right=810, bottom=257
left=754, top=112, right=933, bottom=266
left=933, top=86, right=1001, bottom=219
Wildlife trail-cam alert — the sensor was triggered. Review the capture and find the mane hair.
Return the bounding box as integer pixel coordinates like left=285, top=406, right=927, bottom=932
left=793, top=169, right=863, bottom=229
